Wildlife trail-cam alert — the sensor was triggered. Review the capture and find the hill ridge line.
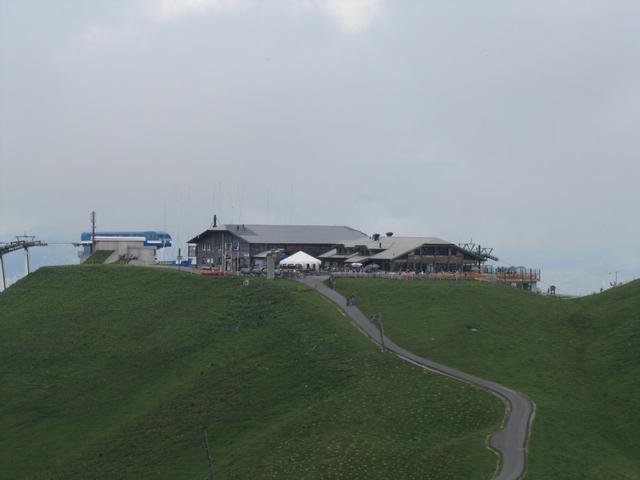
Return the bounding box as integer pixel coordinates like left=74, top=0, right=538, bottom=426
left=301, top=275, right=534, bottom=480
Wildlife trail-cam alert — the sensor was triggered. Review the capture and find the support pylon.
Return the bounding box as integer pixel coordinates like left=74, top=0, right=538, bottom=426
left=24, top=247, right=30, bottom=276
left=0, top=255, right=5, bottom=291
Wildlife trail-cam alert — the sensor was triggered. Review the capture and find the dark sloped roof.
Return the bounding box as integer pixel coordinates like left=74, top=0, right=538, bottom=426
left=188, top=224, right=367, bottom=245
left=320, top=236, right=486, bottom=262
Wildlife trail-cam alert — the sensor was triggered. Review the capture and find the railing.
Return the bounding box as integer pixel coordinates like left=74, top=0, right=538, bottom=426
left=332, top=272, right=466, bottom=281
left=330, top=270, right=541, bottom=283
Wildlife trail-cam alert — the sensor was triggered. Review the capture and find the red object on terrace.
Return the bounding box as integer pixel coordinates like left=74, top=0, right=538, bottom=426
left=200, top=269, right=224, bottom=276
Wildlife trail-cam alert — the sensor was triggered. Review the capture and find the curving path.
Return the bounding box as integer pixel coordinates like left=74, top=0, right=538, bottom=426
left=301, top=275, right=534, bottom=480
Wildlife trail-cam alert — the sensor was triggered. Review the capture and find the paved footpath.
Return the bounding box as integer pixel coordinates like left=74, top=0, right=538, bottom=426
left=301, top=275, right=534, bottom=480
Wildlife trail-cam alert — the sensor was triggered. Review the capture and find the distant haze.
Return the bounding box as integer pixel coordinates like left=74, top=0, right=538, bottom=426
left=1, top=0, right=639, bottom=294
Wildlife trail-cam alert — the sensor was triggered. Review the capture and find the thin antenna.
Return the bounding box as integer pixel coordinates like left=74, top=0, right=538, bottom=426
left=230, top=186, right=235, bottom=224
left=240, top=185, right=245, bottom=224
left=160, top=200, right=167, bottom=262
left=90, top=211, right=96, bottom=254
left=174, top=183, right=182, bottom=262
left=238, top=185, right=242, bottom=224
left=187, top=184, right=192, bottom=244
left=289, top=184, right=293, bottom=224
left=266, top=188, right=270, bottom=223
left=218, top=181, right=222, bottom=222
left=609, top=271, right=620, bottom=287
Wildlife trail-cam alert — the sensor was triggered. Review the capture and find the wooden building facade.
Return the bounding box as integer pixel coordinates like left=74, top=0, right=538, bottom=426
left=187, top=223, right=367, bottom=270
left=319, top=233, right=487, bottom=272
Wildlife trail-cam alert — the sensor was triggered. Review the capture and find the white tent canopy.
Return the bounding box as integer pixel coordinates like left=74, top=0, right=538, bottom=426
left=278, top=251, right=322, bottom=271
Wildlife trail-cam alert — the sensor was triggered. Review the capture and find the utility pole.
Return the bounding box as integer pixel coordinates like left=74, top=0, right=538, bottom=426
left=203, top=430, right=216, bottom=480
left=90, top=211, right=96, bottom=255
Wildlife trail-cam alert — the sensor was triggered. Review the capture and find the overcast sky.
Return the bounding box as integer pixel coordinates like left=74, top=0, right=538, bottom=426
left=1, top=0, right=639, bottom=293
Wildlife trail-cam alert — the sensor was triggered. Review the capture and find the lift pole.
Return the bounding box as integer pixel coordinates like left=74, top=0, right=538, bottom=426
left=0, top=255, right=5, bottom=291
left=0, top=236, right=47, bottom=291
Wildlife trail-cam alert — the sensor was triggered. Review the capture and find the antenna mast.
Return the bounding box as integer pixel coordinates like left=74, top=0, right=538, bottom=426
left=90, top=211, right=96, bottom=254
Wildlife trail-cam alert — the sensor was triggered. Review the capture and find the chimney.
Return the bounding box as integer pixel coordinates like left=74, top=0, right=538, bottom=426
left=213, top=214, right=217, bottom=227
left=372, top=233, right=380, bottom=241
left=386, top=232, right=394, bottom=237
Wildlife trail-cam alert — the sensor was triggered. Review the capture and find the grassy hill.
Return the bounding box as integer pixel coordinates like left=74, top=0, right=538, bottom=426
left=334, top=278, right=640, bottom=479
left=0, top=267, right=504, bottom=480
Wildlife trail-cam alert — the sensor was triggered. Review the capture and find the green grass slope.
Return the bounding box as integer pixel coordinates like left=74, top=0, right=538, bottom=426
left=334, top=278, right=640, bottom=479
left=83, top=250, right=113, bottom=264
left=0, top=267, right=504, bottom=480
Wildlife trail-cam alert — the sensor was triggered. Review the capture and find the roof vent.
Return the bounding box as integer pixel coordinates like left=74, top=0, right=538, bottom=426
left=386, top=232, right=394, bottom=237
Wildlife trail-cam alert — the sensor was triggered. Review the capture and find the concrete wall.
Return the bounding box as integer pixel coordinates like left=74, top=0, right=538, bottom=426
left=94, top=240, right=156, bottom=264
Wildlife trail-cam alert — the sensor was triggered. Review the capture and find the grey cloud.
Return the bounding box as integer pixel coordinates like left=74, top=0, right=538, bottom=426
left=1, top=0, right=639, bottom=294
